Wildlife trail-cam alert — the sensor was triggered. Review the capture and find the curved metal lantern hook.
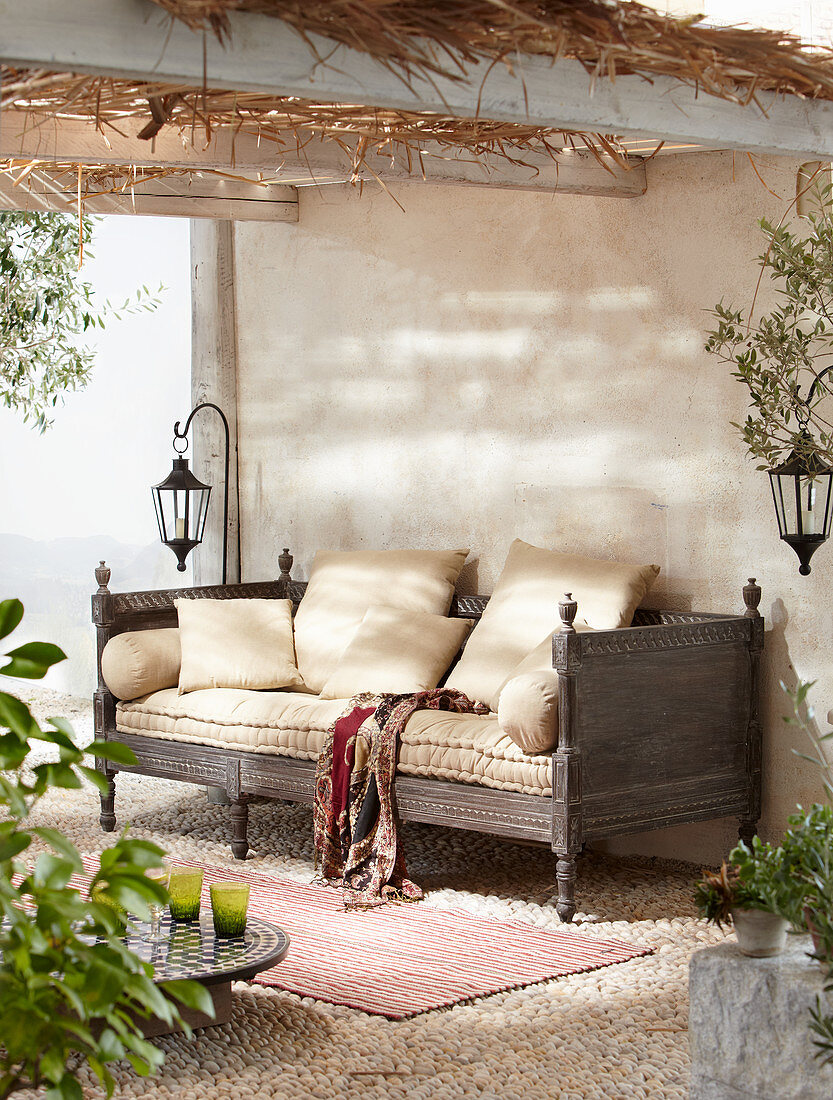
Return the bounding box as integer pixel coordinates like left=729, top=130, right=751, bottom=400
left=806, top=364, right=833, bottom=406
left=171, top=402, right=231, bottom=585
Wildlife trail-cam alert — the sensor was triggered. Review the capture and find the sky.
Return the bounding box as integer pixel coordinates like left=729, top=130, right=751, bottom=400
left=652, top=0, right=830, bottom=39
left=0, top=214, right=191, bottom=547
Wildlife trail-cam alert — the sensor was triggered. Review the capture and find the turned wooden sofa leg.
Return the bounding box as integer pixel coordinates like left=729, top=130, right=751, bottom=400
left=230, top=798, right=250, bottom=860
left=555, top=855, right=578, bottom=923
left=99, top=772, right=117, bottom=833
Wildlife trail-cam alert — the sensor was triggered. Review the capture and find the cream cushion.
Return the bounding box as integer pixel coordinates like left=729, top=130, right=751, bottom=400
left=498, top=672, right=559, bottom=754
left=293, top=548, right=468, bottom=693
left=446, top=539, right=659, bottom=710
left=175, top=598, right=303, bottom=694
left=319, top=605, right=471, bottom=699
left=116, top=688, right=552, bottom=796
left=496, top=634, right=561, bottom=753
left=101, top=628, right=181, bottom=701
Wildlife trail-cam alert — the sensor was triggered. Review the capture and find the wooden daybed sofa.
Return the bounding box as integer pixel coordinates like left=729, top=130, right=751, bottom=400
left=91, top=545, right=764, bottom=922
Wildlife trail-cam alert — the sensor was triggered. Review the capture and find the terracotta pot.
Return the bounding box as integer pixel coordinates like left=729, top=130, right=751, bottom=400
left=731, top=907, right=789, bottom=957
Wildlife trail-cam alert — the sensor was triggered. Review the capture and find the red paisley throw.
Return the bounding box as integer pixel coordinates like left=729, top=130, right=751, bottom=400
left=313, top=688, right=488, bottom=908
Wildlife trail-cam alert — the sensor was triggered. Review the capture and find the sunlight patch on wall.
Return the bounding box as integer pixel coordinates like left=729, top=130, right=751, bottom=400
left=584, top=286, right=655, bottom=311
left=390, top=328, right=530, bottom=362
left=442, top=290, right=565, bottom=315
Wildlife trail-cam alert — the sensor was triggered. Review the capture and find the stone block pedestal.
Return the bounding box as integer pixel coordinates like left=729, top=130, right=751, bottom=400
left=689, top=936, right=833, bottom=1099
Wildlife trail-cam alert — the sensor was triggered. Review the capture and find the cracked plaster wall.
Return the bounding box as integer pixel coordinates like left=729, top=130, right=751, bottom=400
left=227, top=150, right=832, bottom=865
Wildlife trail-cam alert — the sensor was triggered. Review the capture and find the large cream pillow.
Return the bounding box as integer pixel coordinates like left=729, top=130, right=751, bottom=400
left=445, top=539, right=659, bottom=710
left=101, top=628, right=181, bottom=701
left=319, top=605, right=471, bottom=699
left=293, top=548, right=468, bottom=693
left=175, top=597, right=303, bottom=693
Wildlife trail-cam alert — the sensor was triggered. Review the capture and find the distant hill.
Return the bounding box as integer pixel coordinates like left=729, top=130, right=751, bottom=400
left=1, top=533, right=189, bottom=697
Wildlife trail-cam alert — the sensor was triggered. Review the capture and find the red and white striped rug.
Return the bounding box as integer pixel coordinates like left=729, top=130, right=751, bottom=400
left=137, top=860, right=650, bottom=1018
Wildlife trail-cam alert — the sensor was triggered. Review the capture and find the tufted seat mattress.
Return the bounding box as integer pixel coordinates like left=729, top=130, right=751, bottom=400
left=116, top=688, right=552, bottom=797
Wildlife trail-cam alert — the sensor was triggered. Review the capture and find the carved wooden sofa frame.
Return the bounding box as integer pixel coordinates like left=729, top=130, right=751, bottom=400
left=92, top=555, right=763, bottom=922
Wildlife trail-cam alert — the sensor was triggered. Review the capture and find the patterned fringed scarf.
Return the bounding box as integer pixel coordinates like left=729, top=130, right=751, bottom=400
left=313, top=688, right=488, bottom=909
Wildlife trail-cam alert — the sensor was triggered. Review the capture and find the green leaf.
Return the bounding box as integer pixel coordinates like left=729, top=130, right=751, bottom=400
left=48, top=716, right=76, bottom=738
left=31, top=827, right=82, bottom=866
left=33, top=852, right=76, bottom=891
left=78, top=766, right=110, bottom=794
left=2, top=642, right=66, bottom=680
left=0, top=691, right=38, bottom=737
left=104, top=882, right=155, bottom=920
left=46, top=1073, right=84, bottom=1100
left=89, top=740, right=137, bottom=766
left=160, top=979, right=215, bottom=1017
left=29, top=723, right=77, bottom=752
left=0, top=830, right=31, bottom=862
left=33, top=762, right=82, bottom=790
left=95, top=1027, right=126, bottom=1062
left=0, top=599, right=24, bottom=640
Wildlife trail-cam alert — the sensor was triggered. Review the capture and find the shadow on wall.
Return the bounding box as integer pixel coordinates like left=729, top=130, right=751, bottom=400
left=241, top=275, right=723, bottom=601
left=235, top=157, right=784, bottom=610
left=762, top=598, right=828, bottom=821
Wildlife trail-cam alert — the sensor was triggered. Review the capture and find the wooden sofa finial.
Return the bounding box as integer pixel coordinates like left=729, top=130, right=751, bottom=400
left=743, top=577, right=762, bottom=618
left=558, top=593, right=578, bottom=634
left=95, top=560, right=111, bottom=593
left=278, top=548, right=293, bottom=597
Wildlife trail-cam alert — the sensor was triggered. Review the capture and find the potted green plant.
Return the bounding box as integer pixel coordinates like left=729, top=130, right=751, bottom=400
left=778, top=682, right=833, bottom=1062
left=0, top=598, right=212, bottom=1098
left=705, top=181, right=833, bottom=574
left=695, top=837, right=791, bottom=957
left=705, top=185, right=833, bottom=474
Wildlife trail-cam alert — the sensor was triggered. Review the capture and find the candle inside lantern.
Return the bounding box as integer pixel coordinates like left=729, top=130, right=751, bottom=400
left=802, top=480, right=816, bottom=536
left=175, top=518, right=186, bottom=539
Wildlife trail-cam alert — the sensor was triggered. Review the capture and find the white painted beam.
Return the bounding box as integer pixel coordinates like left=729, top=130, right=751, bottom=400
left=0, top=113, right=646, bottom=197
left=0, top=165, right=299, bottom=219
left=1, top=0, right=833, bottom=159
left=190, top=221, right=241, bottom=586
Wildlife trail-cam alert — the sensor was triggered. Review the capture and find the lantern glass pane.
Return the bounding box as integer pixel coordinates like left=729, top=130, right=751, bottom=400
left=193, top=488, right=210, bottom=541
left=818, top=473, right=833, bottom=537
left=770, top=472, right=794, bottom=536
left=158, top=489, right=175, bottom=541
left=152, top=489, right=166, bottom=541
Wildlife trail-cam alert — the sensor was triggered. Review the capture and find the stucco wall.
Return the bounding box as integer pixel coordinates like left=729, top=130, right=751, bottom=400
left=230, top=151, right=831, bottom=864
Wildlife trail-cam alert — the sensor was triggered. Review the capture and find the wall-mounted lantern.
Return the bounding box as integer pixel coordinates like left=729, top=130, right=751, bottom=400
left=152, top=402, right=230, bottom=583
left=769, top=438, right=833, bottom=575
left=768, top=368, right=833, bottom=575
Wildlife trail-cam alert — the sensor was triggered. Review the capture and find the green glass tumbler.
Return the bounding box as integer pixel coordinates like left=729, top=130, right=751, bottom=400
left=210, top=882, right=250, bottom=938
left=168, top=866, right=204, bottom=922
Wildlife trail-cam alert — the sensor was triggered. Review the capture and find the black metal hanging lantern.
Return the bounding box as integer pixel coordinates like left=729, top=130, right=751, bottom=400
left=151, top=402, right=230, bottom=581
left=768, top=434, right=833, bottom=576
left=152, top=456, right=212, bottom=572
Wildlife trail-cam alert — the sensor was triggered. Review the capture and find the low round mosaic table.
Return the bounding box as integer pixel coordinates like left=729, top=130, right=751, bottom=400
left=127, top=914, right=290, bottom=1036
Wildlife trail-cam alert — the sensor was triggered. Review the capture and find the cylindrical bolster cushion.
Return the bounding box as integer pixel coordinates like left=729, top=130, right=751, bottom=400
left=497, top=670, right=559, bottom=753
left=101, top=628, right=181, bottom=701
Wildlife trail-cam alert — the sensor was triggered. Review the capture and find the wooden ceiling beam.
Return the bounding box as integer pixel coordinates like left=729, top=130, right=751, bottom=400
left=0, top=164, right=299, bottom=220
left=0, top=113, right=647, bottom=197
left=2, top=0, right=833, bottom=159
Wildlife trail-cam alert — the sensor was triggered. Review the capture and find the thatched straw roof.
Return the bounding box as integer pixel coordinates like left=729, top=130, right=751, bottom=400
left=3, top=1, right=833, bottom=203
left=150, top=0, right=833, bottom=105
left=0, top=64, right=631, bottom=182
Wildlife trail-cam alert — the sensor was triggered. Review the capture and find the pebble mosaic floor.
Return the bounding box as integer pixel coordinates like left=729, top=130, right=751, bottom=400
left=17, top=690, right=730, bottom=1099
